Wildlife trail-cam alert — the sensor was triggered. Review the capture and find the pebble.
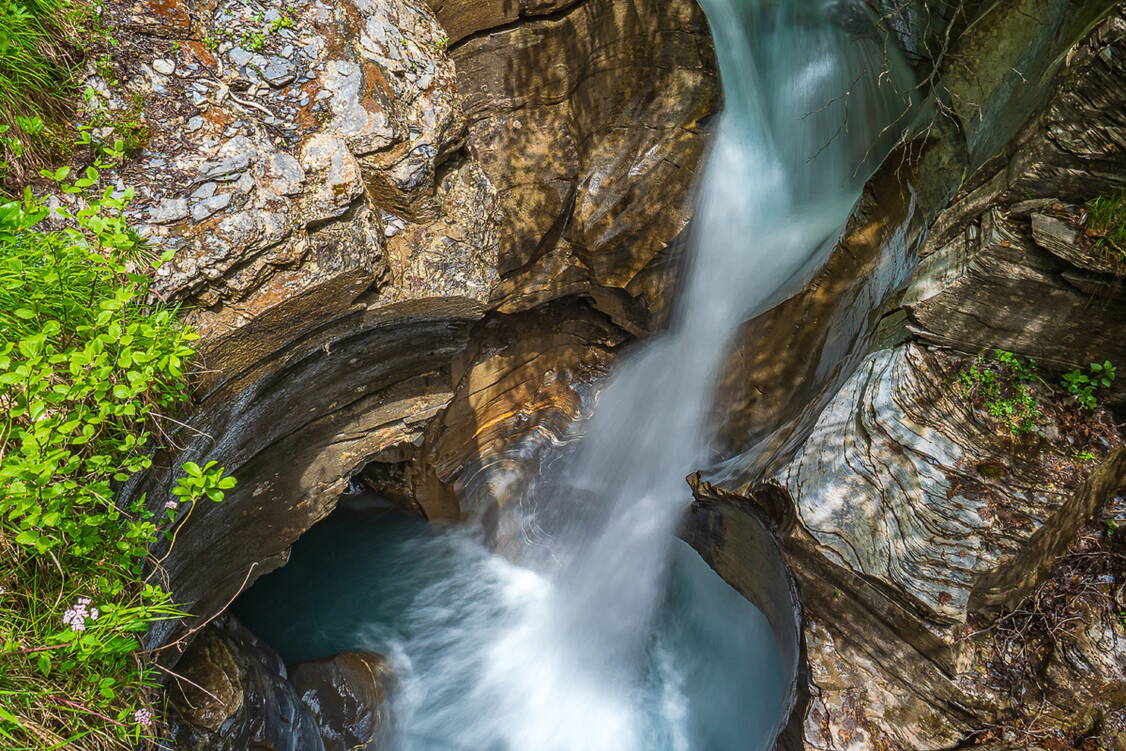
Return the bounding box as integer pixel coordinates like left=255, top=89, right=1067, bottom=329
left=263, top=57, right=298, bottom=88
left=201, top=154, right=251, bottom=181
left=153, top=58, right=175, bottom=75
left=229, top=47, right=253, bottom=67
left=191, top=182, right=218, bottom=201
left=191, top=193, right=233, bottom=222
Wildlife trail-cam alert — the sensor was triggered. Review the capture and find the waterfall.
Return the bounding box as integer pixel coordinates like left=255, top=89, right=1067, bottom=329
left=242, top=2, right=918, bottom=749
left=438, top=2, right=916, bottom=748
left=398, top=2, right=914, bottom=748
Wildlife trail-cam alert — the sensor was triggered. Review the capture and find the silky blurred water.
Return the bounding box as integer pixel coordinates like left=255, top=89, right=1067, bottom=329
left=236, top=508, right=787, bottom=751
left=238, top=1, right=914, bottom=748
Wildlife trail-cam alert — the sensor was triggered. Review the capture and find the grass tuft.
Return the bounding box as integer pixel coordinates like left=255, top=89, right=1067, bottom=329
left=1085, top=191, right=1126, bottom=258
left=0, top=0, right=93, bottom=186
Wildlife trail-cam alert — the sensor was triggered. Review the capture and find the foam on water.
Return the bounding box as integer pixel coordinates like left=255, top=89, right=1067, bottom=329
left=236, top=511, right=787, bottom=750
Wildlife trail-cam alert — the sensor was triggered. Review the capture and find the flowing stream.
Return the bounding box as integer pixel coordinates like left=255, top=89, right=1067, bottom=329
left=240, top=0, right=913, bottom=748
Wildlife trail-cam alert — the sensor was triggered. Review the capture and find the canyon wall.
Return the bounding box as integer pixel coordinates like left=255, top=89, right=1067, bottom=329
left=99, top=0, right=1126, bottom=747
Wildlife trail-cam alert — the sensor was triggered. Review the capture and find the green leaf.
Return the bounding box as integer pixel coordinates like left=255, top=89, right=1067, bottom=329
left=14, top=530, right=39, bottom=547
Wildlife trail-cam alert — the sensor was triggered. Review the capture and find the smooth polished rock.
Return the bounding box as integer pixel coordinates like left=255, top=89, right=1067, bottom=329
left=290, top=652, right=395, bottom=751
left=169, top=615, right=324, bottom=751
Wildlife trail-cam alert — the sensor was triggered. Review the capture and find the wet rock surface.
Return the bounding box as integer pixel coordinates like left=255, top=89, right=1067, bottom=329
left=106, top=0, right=1126, bottom=748
left=106, top=0, right=715, bottom=744
left=289, top=652, right=395, bottom=751
left=169, top=615, right=324, bottom=751
left=109, top=0, right=714, bottom=634
left=689, top=6, right=1126, bottom=750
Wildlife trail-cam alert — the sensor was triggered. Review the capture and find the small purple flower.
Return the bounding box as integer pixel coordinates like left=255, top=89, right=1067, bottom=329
left=164, top=501, right=178, bottom=509
left=62, top=597, right=100, bottom=631
left=134, top=707, right=154, bottom=727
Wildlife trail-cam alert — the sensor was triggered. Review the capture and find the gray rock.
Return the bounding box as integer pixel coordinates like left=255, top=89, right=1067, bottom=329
left=1008, top=197, right=1056, bottom=215
left=263, top=57, right=297, bottom=88
left=200, top=154, right=251, bottom=181
left=290, top=652, right=394, bottom=751
left=777, top=345, right=1051, bottom=622
left=191, top=193, right=233, bottom=222
left=152, top=58, right=175, bottom=75
left=148, top=197, right=189, bottom=224
left=191, top=182, right=217, bottom=201
left=907, top=208, right=1126, bottom=389
left=266, top=152, right=305, bottom=196
left=228, top=47, right=252, bottom=67
left=1030, top=211, right=1079, bottom=251
left=169, top=615, right=325, bottom=751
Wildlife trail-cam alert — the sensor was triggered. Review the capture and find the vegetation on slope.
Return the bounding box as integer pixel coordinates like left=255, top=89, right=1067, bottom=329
left=0, top=0, right=100, bottom=187
left=959, top=349, right=1118, bottom=439
left=1085, top=191, right=1126, bottom=262
left=0, top=146, right=236, bottom=748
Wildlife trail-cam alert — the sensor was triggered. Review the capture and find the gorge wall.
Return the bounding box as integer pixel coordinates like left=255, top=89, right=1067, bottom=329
left=693, top=4, right=1126, bottom=749
left=93, top=0, right=1126, bottom=747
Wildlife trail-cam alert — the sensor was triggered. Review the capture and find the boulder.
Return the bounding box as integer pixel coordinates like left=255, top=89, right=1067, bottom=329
left=290, top=652, right=395, bottom=751
left=169, top=615, right=324, bottom=751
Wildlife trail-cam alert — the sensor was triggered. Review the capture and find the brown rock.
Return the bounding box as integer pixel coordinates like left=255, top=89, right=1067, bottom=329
left=110, top=0, right=712, bottom=665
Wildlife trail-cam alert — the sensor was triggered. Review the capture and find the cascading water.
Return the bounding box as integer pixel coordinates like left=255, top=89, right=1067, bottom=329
left=238, top=1, right=915, bottom=749
left=438, top=1, right=914, bottom=746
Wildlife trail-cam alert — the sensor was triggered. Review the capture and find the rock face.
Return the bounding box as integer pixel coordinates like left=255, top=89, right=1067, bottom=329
left=107, top=0, right=716, bottom=743
left=417, top=300, right=626, bottom=526
left=110, top=0, right=714, bottom=340
left=289, top=652, right=395, bottom=751
left=778, top=344, right=1122, bottom=622
left=108, top=0, right=715, bottom=637
left=169, top=615, right=324, bottom=751
left=687, top=5, right=1126, bottom=750
left=448, top=0, right=716, bottom=327
left=698, top=347, right=1125, bottom=749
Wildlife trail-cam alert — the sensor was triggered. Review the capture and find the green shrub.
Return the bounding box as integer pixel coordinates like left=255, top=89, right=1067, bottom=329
left=0, top=147, right=234, bottom=748
left=959, top=349, right=1044, bottom=435
left=1061, top=361, right=1116, bottom=410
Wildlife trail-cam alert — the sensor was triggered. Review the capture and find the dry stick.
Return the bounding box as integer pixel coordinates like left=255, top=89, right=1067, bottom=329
left=4, top=643, right=71, bottom=657
left=153, top=561, right=258, bottom=654
left=150, top=411, right=213, bottom=442
left=150, top=661, right=223, bottom=704
left=46, top=696, right=127, bottom=728
left=155, top=497, right=199, bottom=565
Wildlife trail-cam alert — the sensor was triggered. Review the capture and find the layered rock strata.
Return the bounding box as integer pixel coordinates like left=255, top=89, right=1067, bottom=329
left=691, top=6, right=1126, bottom=749
left=104, top=0, right=716, bottom=744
